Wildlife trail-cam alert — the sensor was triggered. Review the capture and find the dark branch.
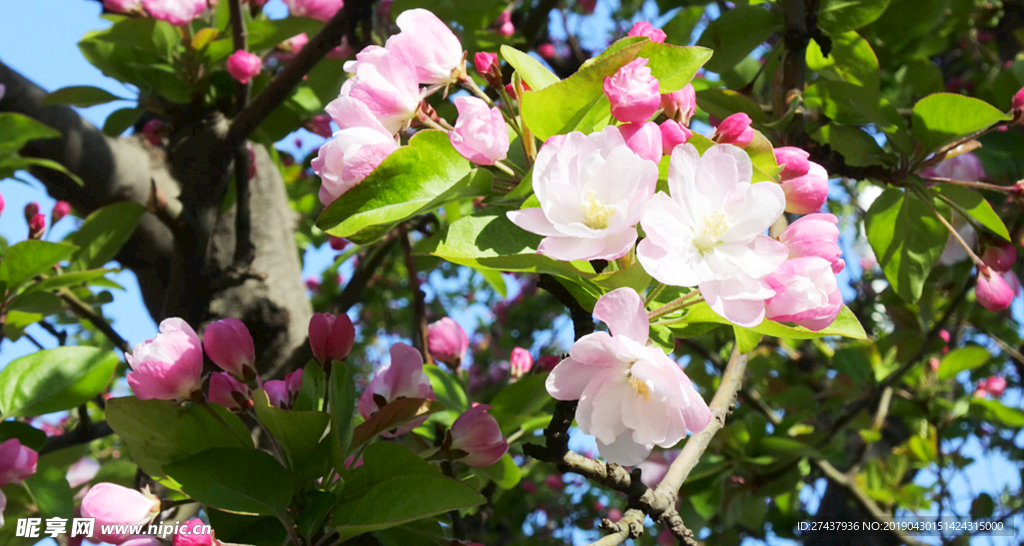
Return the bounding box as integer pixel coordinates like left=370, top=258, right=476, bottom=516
left=39, top=420, right=113, bottom=455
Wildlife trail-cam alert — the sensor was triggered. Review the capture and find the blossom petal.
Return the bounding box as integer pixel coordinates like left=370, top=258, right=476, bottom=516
left=596, top=430, right=653, bottom=466
left=593, top=288, right=649, bottom=343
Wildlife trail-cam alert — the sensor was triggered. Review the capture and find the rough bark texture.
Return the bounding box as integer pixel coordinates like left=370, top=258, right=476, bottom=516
left=0, top=59, right=311, bottom=373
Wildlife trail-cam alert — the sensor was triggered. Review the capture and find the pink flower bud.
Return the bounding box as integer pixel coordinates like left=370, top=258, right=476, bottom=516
left=510, top=347, right=533, bottom=379
left=938, top=329, right=950, bottom=343
left=474, top=52, right=499, bottom=77
left=536, top=354, right=560, bottom=372
left=142, top=0, right=207, bottom=26
left=450, top=96, right=509, bottom=165
left=627, top=21, right=667, bottom=43
left=778, top=213, right=845, bottom=274
left=660, top=84, right=696, bottom=124
left=495, top=10, right=514, bottom=36
left=104, top=0, right=143, bottom=14
left=308, top=312, right=356, bottom=363
left=780, top=161, right=829, bottom=214
left=329, top=236, right=349, bottom=251
left=263, top=369, right=302, bottom=409
left=126, top=318, right=204, bottom=401
left=427, top=317, right=470, bottom=367
left=80, top=483, right=161, bottom=544
left=544, top=474, right=564, bottom=490
left=0, top=191, right=5, bottom=218
left=981, top=376, right=1007, bottom=397
left=203, top=318, right=256, bottom=379
left=929, top=357, right=941, bottom=371
left=275, top=33, right=309, bottom=64
left=386, top=8, right=466, bottom=85
left=603, top=58, right=661, bottom=123
left=172, top=518, right=214, bottom=546
left=607, top=508, right=622, bottom=521
left=0, top=439, right=37, bottom=485
left=24, top=201, right=39, bottom=223
left=66, top=457, right=101, bottom=489
left=578, top=0, right=596, bottom=14
left=142, top=119, right=165, bottom=146
left=521, top=480, right=537, bottom=494
left=227, top=50, right=262, bottom=84
left=617, top=121, right=662, bottom=163
left=537, top=43, right=556, bottom=59
left=1013, top=85, right=1024, bottom=113
left=304, top=114, right=332, bottom=138
left=982, top=244, right=1017, bottom=272
left=923, top=152, right=985, bottom=182
left=52, top=201, right=72, bottom=223
left=28, top=213, right=46, bottom=240
left=773, top=146, right=811, bottom=179
left=977, top=267, right=1016, bottom=311
left=446, top=404, right=508, bottom=467
left=358, top=343, right=435, bottom=436
left=659, top=119, right=692, bottom=156
left=712, top=113, right=753, bottom=147
left=765, top=257, right=843, bottom=331
left=208, top=372, right=250, bottom=411
left=305, top=277, right=321, bottom=292
left=286, top=0, right=343, bottom=21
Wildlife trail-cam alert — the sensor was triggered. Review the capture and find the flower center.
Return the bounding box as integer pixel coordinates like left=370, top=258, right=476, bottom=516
left=628, top=373, right=651, bottom=402
left=580, top=191, right=615, bottom=230
left=693, top=210, right=730, bottom=254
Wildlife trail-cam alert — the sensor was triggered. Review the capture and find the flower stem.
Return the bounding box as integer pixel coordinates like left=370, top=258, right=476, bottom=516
left=921, top=176, right=1018, bottom=193
left=912, top=186, right=986, bottom=269
left=644, top=283, right=666, bottom=307
left=459, top=75, right=496, bottom=108
left=647, top=290, right=702, bottom=322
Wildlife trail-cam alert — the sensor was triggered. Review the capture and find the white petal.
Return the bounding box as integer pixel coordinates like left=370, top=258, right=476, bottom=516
left=597, top=430, right=653, bottom=466
left=546, top=357, right=596, bottom=400
left=593, top=288, right=649, bottom=343
left=506, top=208, right=561, bottom=237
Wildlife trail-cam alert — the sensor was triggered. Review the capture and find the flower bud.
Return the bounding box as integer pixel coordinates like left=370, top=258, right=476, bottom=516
left=203, top=318, right=256, bottom=380
left=509, top=347, right=533, bottom=379
left=765, top=257, right=843, bottom=331
left=627, top=21, right=667, bottom=43
left=0, top=191, right=5, bottom=218
left=474, top=52, right=502, bottom=88
left=304, top=114, right=332, bottom=138
left=617, top=121, right=662, bottom=163
left=209, top=372, right=251, bottom=411
left=172, top=518, right=215, bottom=546
left=329, top=236, right=349, bottom=251
left=659, top=119, right=692, bottom=156
left=103, top=0, right=143, bottom=14
left=980, top=376, right=1007, bottom=397
left=28, top=213, right=46, bottom=240
left=923, top=152, right=986, bottom=182
left=305, top=277, right=321, bottom=293
left=1012, top=85, right=1024, bottom=117
left=308, top=312, right=356, bottom=364
left=780, top=161, right=829, bottom=214
left=0, top=439, right=38, bottom=485
left=495, top=10, right=514, bottom=36
left=286, top=0, right=343, bottom=21
left=445, top=404, right=508, bottom=467
left=450, top=96, right=510, bottom=166
left=387, top=8, right=466, bottom=85
left=982, top=243, right=1017, bottom=272
left=126, top=318, right=204, bottom=401
left=66, top=457, right=101, bottom=489
left=545, top=474, right=564, bottom=490
left=358, top=343, right=435, bottom=436
left=711, top=113, right=753, bottom=147
left=536, top=354, right=560, bottom=372
left=427, top=317, right=470, bottom=367
left=142, top=118, right=165, bottom=146
left=264, top=369, right=302, bottom=409
left=24, top=201, right=39, bottom=223
left=773, top=146, right=810, bottom=179
left=603, top=58, right=661, bottom=123
left=977, top=266, right=1016, bottom=311
left=778, top=213, right=845, bottom=273
left=537, top=43, right=557, bottom=60
left=52, top=201, right=72, bottom=224
left=660, top=84, right=696, bottom=125
left=80, top=483, right=161, bottom=544
left=227, top=50, right=262, bottom=84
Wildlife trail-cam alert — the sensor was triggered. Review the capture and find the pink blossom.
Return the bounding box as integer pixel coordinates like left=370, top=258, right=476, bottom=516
left=226, top=50, right=262, bottom=84
left=286, top=0, right=343, bottom=21
left=938, top=213, right=978, bottom=266
left=303, top=115, right=332, bottom=139
left=209, top=372, right=250, bottom=411
left=495, top=10, right=514, bottom=36
left=778, top=213, right=845, bottom=274
left=474, top=52, right=499, bottom=76
left=52, top=201, right=71, bottom=223
left=28, top=213, right=46, bottom=239
left=661, top=84, right=696, bottom=125
left=779, top=161, right=829, bottom=214
left=659, top=120, right=692, bottom=156
left=172, top=518, right=214, bottom=546
left=982, top=244, right=1017, bottom=272
left=636, top=450, right=676, bottom=487
left=712, top=113, right=753, bottom=147
left=386, top=8, right=465, bottom=85
left=537, top=43, right=557, bottom=59
left=0, top=192, right=4, bottom=218
left=447, top=404, right=508, bottom=467
left=335, top=47, right=421, bottom=134
left=510, top=347, right=533, bottom=379
left=449, top=96, right=509, bottom=165
left=765, top=257, right=843, bottom=331
left=507, top=127, right=657, bottom=261
left=313, top=99, right=399, bottom=204
left=203, top=318, right=256, bottom=380
left=547, top=288, right=711, bottom=465
left=358, top=343, right=435, bottom=436
left=143, top=0, right=207, bottom=26
left=104, top=0, right=143, bottom=14
left=617, top=121, right=662, bottom=163
left=0, top=439, right=37, bottom=485
left=329, top=236, right=349, bottom=251
left=922, top=152, right=985, bottom=182
left=66, top=457, right=101, bottom=489
left=263, top=369, right=303, bottom=409
left=126, top=318, right=204, bottom=401
left=773, top=146, right=810, bottom=179
left=308, top=312, right=356, bottom=363
left=979, top=376, right=1008, bottom=397
left=977, top=266, right=1016, bottom=311
left=627, top=21, right=666, bottom=43
left=80, top=484, right=161, bottom=544
left=142, top=119, right=165, bottom=146
left=604, top=58, right=661, bottom=123
left=637, top=144, right=788, bottom=327
left=427, top=317, right=469, bottom=367
left=279, top=34, right=310, bottom=61
left=1013, top=86, right=1024, bottom=113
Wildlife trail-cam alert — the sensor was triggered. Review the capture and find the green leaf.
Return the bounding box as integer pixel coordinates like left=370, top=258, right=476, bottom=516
left=0, top=347, right=117, bottom=418
left=697, top=6, right=780, bottom=74
left=24, top=268, right=116, bottom=294
left=94, top=17, right=180, bottom=59
left=806, top=31, right=880, bottom=90
left=664, top=302, right=866, bottom=341
left=207, top=510, right=287, bottom=546
left=812, top=124, right=889, bottom=167
left=500, top=45, right=559, bottom=90
left=164, top=448, right=294, bottom=517
left=298, top=490, right=339, bottom=541
left=102, top=107, right=143, bottom=137
left=937, top=346, right=991, bottom=381
left=0, top=155, right=84, bottom=186
left=911, top=94, right=1011, bottom=154
left=65, top=201, right=146, bottom=270
left=23, top=465, right=74, bottom=520
left=191, top=28, right=220, bottom=50
left=733, top=326, right=764, bottom=353
left=252, top=390, right=330, bottom=471
left=332, top=475, right=485, bottom=541
left=351, top=398, right=444, bottom=448
left=696, top=88, right=769, bottom=124
left=106, top=398, right=253, bottom=481
left=474, top=453, right=521, bottom=489
left=294, top=360, right=325, bottom=412
left=818, top=0, right=890, bottom=34
left=640, top=42, right=714, bottom=93
left=42, top=86, right=127, bottom=108
left=804, top=80, right=907, bottom=136
left=316, top=131, right=474, bottom=244
left=6, top=291, right=63, bottom=315
left=328, top=361, right=357, bottom=468
left=0, top=421, right=47, bottom=450
left=969, top=398, right=1024, bottom=428
left=246, top=17, right=324, bottom=51
left=489, top=373, right=552, bottom=435
left=864, top=187, right=949, bottom=302
left=425, top=365, right=469, bottom=413
left=0, top=113, right=62, bottom=156
left=931, top=183, right=1011, bottom=241
left=0, top=240, right=77, bottom=290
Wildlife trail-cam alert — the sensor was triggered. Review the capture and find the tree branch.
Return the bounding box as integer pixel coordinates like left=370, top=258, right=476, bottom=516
left=59, top=288, right=132, bottom=354
left=39, top=420, right=113, bottom=455
left=398, top=224, right=429, bottom=358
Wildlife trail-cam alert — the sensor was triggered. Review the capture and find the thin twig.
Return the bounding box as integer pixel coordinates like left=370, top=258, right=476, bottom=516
left=58, top=288, right=132, bottom=354
left=397, top=224, right=429, bottom=358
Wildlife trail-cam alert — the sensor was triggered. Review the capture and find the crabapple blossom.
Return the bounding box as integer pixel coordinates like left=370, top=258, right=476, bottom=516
left=449, top=96, right=509, bottom=165
left=226, top=50, right=262, bottom=84
left=937, top=213, right=978, bottom=265
left=335, top=47, right=421, bottom=134
left=661, top=84, right=696, bottom=124
left=546, top=288, right=712, bottom=465
left=0, top=439, right=37, bottom=485
left=977, top=376, right=1007, bottom=397
left=308, top=312, right=356, bottom=363
left=23, top=201, right=39, bottom=222
left=386, top=8, right=465, bottom=85
left=427, top=317, right=469, bottom=367
left=537, top=43, right=557, bottom=59
left=922, top=152, right=985, bottom=182
left=203, top=318, right=256, bottom=380
left=278, top=33, right=310, bottom=62
left=126, top=318, right=204, bottom=401
left=617, top=121, right=662, bottom=163
left=764, top=257, right=843, bottom=331
left=1013, top=86, right=1024, bottom=115
left=777, top=213, right=845, bottom=274
left=474, top=52, right=498, bottom=76
left=358, top=343, right=435, bottom=436
left=636, top=450, right=676, bottom=487
left=507, top=127, right=658, bottom=261
left=627, top=21, right=667, bottom=43
left=142, top=0, right=207, bottom=26
left=982, top=243, right=1017, bottom=272
left=0, top=191, right=4, bottom=217
left=711, top=113, right=753, bottom=147
left=977, top=266, right=1016, bottom=311
left=172, top=518, right=215, bottom=546
left=209, top=372, right=251, bottom=411
left=637, top=143, right=788, bottom=327
left=773, top=146, right=810, bottom=179
left=286, top=0, right=343, bottom=21
left=778, top=160, right=829, bottom=214
left=264, top=369, right=303, bottom=409
left=28, top=213, right=45, bottom=239
left=510, top=347, right=533, bottom=379
left=104, top=0, right=143, bottom=14
left=80, top=483, right=161, bottom=544
left=66, top=457, right=101, bottom=488
left=52, top=200, right=71, bottom=223
left=494, top=10, right=514, bottom=36
left=312, top=101, right=400, bottom=205
left=604, top=58, right=661, bottom=123
left=659, top=120, right=692, bottom=156
left=329, top=236, right=349, bottom=251
left=445, top=404, right=509, bottom=467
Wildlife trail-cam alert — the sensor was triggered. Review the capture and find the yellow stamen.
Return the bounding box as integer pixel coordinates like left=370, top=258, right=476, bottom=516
left=693, top=210, right=730, bottom=254
left=628, top=374, right=651, bottom=402
left=580, top=191, right=615, bottom=230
